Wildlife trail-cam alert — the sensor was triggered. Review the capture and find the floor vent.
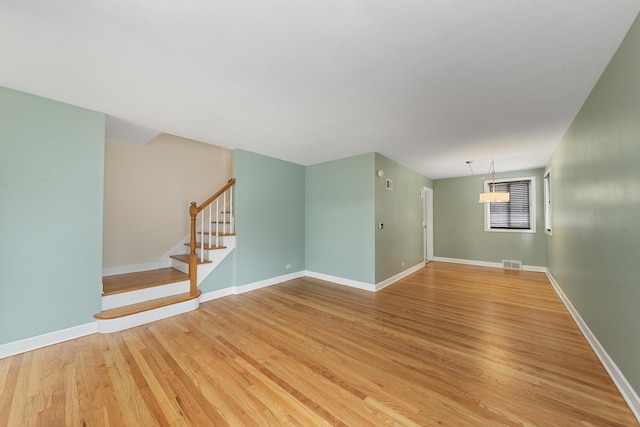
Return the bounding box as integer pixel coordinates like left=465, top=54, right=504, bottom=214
left=502, top=260, right=522, bottom=270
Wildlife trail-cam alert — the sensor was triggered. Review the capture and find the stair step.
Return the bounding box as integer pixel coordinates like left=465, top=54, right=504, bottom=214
left=183, top=243, right=227, bottom=250
left=170, top=254, right=213, bottom=264
left=198, top=232, right=236, bottom=236
left=102, top=268, right=189, bottom=296
left=94, top=291, right=201, bottom=320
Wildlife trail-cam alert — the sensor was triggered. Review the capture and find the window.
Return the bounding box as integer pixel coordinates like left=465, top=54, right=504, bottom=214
left=544, top=170, right=552, bottom=235
left=484, top=177, right=536, bottom=233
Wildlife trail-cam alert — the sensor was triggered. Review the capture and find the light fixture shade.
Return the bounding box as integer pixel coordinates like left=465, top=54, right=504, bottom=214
left=478, top=192, right=510, bottom=203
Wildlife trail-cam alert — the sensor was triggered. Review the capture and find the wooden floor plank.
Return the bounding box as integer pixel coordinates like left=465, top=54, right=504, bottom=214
left=1, top=262, right=637, bottom=426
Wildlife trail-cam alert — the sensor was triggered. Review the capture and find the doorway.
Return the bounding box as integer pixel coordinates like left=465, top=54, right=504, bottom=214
left=423, top=187, right=434, bottom=263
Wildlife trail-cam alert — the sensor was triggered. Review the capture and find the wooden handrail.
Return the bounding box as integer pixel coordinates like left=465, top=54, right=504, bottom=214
left=194, top=178, right=236, bottom=214
left=188, top=178, right=235, bottom=294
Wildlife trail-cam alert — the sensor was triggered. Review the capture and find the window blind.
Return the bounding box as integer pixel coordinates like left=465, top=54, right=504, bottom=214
left=489, top=180, right=531, bottom=229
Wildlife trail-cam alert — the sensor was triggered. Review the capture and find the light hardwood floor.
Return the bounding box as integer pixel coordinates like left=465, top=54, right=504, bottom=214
left=1, top=262, right=637, bottom=426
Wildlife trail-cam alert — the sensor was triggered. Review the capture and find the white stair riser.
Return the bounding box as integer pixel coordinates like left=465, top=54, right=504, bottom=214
left=196, top=229, right=234, bottom=238
left=205, top=212, right=233, bottom=223
left=206, top=222, right=233, bottom=234
left=102, top=280, right=190, bottom=310
left=170, top=259, right=189, bottom=274
left=194, top=235, right=231, bottom=247
left=170, top=260, right=211, bottom=277
left=193, top=247, right=220, bottom=261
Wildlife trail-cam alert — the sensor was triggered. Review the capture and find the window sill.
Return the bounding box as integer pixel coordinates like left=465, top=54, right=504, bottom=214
left=484, top=228, right=537, bottom=234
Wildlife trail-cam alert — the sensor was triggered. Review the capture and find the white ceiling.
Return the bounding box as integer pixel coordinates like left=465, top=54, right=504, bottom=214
left=1, top=1, right=638, bottom=179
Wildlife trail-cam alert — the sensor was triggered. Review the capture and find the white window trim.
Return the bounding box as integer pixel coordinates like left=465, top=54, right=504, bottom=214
left=544, top=168, right=552, bottom=236
left=483, top=176, right=536, bottom=234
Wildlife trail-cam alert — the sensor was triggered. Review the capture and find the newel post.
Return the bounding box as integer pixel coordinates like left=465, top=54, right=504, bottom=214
left=189, top=202, right=198, bottom=294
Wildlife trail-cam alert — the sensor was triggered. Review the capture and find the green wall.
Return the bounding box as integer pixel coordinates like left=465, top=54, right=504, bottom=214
left=0, top=86, right=104, bottom=344
left=433, top=168, right=546, bottom=267
left=374, top=153, right=432, bottom=282
left=546, top=13, right=640, bottom=393
left=305, top=153, right=376, bottom=283
left=305, top=152, right=431, bottom=285
left=233, top=150, right=305, bottom=286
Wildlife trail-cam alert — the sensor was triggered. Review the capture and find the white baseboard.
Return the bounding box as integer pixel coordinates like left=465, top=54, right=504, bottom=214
left=200, top=287, right=236, bottom=303
left=432, top=256, right=546, bottom=272
left=545, top=271, right=640, bottom=423
left=521, top=264, right=546, bottom=272
left=305, top=263, right=425, bottom=293
left=199, top=270, right=306, bottom=302
left=200, top=265, right=420, bottom=302
left=0, top=322, right=97, bottom=359
left=304, top=271, right=376, bottom=292
left=235, top=271, right=306, bottom=294
left=432, top=256, right=501, bottom=269
left=375, top=262, right=425, bottom=291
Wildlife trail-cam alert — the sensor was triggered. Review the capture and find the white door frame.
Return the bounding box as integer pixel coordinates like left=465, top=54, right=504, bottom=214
left=423, top=187, right=434, bottom=263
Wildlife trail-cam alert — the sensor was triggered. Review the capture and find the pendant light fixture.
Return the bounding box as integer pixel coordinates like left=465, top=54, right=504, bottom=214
left=467, top=160, right=510, bottom=203
left=478, top=160, right=510, bottom=203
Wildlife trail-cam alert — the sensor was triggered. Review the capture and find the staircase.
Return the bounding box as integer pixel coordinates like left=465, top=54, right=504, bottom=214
left=94, top=179, right=236, bottom=333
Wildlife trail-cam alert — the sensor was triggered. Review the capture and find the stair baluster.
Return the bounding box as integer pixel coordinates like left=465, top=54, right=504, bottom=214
left=216, top=198, right=220, bottom=248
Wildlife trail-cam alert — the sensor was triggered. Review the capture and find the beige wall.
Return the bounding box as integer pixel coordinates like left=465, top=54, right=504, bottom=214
left=103, top=134, right=232, bottom=269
